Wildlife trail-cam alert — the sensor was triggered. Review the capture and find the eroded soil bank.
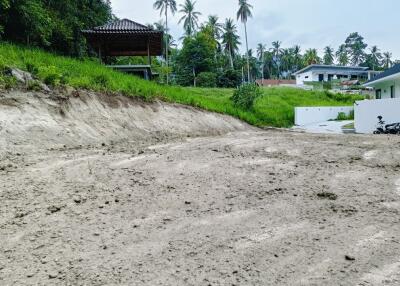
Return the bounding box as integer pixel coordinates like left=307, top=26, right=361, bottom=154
left=1, top=90, right=400, bottom=285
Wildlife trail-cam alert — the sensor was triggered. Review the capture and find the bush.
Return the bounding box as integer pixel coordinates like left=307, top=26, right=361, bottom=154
left=92, top=73, right=109, bottom=88
left=231, top=83, right=263, bottom=110
left=325, top=91, right=363, bottom=102
left=336, top=110, right=354, bottom=121
left=38, top=66, right=62, bottom=86
left=217, top=69, right=241, bottom=88
left=0, top=56, right=9, bottom=74
left=0, top=74, right=17, bottom=89
left=27, top=80, right=43, bottom=91
left=26, top=62, right=39, bottom=75
left=196, top=72, right=217, bottom=88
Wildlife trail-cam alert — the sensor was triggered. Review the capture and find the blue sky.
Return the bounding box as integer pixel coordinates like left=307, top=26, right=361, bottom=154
left=110, top=0, right=399, bottom=59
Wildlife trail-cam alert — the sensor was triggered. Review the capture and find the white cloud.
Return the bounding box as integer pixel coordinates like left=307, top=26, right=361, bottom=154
left=110, top=0, right=400, bottom=59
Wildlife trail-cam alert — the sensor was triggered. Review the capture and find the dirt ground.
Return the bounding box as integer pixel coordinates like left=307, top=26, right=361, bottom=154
left=1, top=90, right=400, bottom=286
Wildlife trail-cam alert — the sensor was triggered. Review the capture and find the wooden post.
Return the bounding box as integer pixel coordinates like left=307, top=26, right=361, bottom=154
left=98, top=46, right=102, bottom=63
left=147, top=38, right=151, bottom=66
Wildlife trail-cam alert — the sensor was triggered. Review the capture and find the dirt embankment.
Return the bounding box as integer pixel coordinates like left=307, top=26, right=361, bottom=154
left=0, top=90, right=250, bottom=156
left=1, top=89, right=400, bottom=286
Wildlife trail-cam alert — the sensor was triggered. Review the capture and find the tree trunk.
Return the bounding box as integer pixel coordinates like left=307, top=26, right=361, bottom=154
left=165, top=6, right=169, bottom=85
left=261, top=51, right=264, bottom=86
left=229, top=46, right=234, bottom=69
left=244, top=22, right=250, bottom=82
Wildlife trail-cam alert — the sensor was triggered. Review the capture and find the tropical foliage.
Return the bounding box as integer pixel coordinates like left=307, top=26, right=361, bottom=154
left=0, top=0, right=397, bottom=87
left=0, top=0, right=112, bottom=56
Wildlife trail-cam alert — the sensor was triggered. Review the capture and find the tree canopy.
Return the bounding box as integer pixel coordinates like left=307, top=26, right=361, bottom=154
left=0, top=0, right=113, bottom=56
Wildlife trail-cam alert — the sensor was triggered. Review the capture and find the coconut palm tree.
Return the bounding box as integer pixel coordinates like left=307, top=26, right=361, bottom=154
left=206, top=15, right=223, bottom=41
left=237, top=0, right=253, bottom=82
left=383, top=52, right=393, bottom=69
left=281, top=48, right=295, bottom=79
left=153, top=0, right=177, bottom=84
left=152, top=20, right=166, bottom=32
left=222, top=18, right=241, bottom=69
left=336, top=44, right=349, bottom=66
left=178, top=0, right=201, bottom=37
left=369, top=46, right=382, bottom=70
left=271, top=41, right=282, bottom=78
left=323, top=46, right=335, bottom=65
left=256, top=43, right=266, bottom=83
left=292, top=45, right=302, bottom=71
left=304, top=49, right=321, bottom=66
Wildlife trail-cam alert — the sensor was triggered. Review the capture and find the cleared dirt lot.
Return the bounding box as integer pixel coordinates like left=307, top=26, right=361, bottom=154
left=1, top=90, right=400, bottom=285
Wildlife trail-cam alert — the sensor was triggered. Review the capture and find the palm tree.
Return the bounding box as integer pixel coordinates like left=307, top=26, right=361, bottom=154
left=237, top=0, right=253, bottom=82
left=153, top=20, right=166, bottom=32
left=323, top=46, right=335, bottom=65
left=153, top=0, right=177, bottom=84
left=336, top=44, right=349, bottom=66
left=271, top=41, right=282, bottom=78
left=222, top=18, right=241, bottom=69
left=292, top=45, right=302, bottom=71
left=178, top=0, right=201, bottom=37
left=206, top=15, right=223, bottom=40
left=369, top=46, right=382, bottom=70
left=256, top=43, right=266, bottom=83
left=383, top=52, right=393, bottom=69
left=304, top=49, right=321, bottom=66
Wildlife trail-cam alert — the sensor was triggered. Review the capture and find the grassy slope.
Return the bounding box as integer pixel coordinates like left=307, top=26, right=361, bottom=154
left=0, top=43, right=362, bottom=127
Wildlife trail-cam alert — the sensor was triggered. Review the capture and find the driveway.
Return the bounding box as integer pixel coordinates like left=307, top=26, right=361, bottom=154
left=293, top=120, right=354, bottom=134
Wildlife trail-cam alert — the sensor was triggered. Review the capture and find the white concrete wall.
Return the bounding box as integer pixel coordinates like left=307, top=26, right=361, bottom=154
left=295, top=106, right=354, bottom=126
left=354, top=98, right=400, bottom=133
left=296, top=71, right=313, bottom=85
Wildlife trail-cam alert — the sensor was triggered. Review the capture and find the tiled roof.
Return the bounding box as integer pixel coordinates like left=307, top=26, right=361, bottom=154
left=364, top=64, right=400, bottom=85
left=82, top=19, right=160, bottom=34
left=95, top=19, right=150, bottom=31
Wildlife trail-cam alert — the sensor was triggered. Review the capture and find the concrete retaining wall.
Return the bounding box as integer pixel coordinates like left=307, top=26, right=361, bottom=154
left=294, top=106, right=353, bottom=126
left=354, top=98, right=400, bottom=133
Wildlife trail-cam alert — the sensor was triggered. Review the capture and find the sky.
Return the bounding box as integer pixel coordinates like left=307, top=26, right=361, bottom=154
left=110, top=0, right=400, bottom=59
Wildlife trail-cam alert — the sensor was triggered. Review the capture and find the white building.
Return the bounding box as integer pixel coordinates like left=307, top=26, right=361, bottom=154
left=355, top=64, right=400, bottom=133
left=363, top=64, right=400, bottom=99
left=294, top=64, right=378, bottom=86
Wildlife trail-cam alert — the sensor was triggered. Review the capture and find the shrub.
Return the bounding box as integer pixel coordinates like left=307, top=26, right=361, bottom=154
left=217, top=69, right=241, bottom=88
left=92, top=74, right=109, bottom=88
left=325, top=91, right=363, bottom=102
left=0, top=55, right=9, bottom=74
left=336, top=110, right=354, bottom=121
left=231, top=83, right=263, bottom=110
left=196, top=72, right=217, bottom=88
left=38, top=66, right=62, bottom=86
left=0, top=74, right=17, bottom=89
left=26, top=62, right=39, bottom=75
left=27, top=80, right=42, bottom=91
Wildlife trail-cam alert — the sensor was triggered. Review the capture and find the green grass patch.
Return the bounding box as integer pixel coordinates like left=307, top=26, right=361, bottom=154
left=342, top=123, right=355, bottom=129
left=0, top=42, right=363, bottom=127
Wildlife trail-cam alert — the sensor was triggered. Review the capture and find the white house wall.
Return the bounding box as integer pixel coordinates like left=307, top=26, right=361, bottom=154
left=371, top=80, right=400, bottom=99
left=296, top=69, right=362, bottom=85
left=296, top=71, right=313, bottom=85
left=354, top=98, right=400, bottom=133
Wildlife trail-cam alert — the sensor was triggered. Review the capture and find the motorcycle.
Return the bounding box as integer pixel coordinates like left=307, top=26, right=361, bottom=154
left=374, top=116, right=400, bottom=134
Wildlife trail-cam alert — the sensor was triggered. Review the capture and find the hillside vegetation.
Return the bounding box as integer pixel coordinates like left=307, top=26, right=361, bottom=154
left=0, top=43, right=363, bottom=127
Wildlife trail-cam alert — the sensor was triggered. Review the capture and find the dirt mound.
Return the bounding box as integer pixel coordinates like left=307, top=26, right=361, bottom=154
left=0, top=89, right=251, bottom=154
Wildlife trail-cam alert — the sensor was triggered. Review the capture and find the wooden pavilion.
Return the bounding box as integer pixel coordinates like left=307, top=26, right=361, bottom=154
left=82, top=19, right=163, bottom=80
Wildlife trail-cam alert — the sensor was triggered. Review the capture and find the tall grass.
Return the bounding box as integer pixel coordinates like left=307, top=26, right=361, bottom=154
left=0, top=42, right=362, bottom=127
